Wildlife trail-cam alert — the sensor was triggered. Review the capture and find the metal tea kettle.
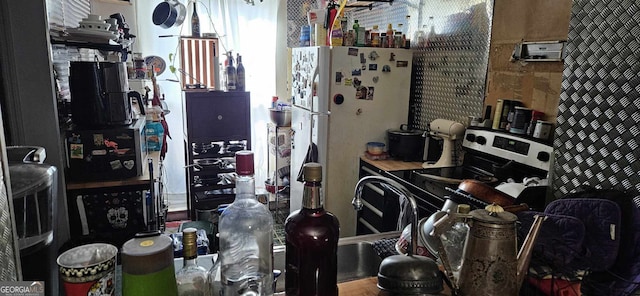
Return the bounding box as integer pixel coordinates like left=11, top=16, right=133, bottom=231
left=431, top=204, right=546, bottom=296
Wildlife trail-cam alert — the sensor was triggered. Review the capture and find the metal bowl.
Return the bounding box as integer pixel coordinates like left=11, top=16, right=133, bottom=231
left=269, top=109, right=291, bottom=126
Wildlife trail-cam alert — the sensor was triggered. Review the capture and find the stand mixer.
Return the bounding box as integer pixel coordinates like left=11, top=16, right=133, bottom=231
left=423, top=119, right=466, bottom=168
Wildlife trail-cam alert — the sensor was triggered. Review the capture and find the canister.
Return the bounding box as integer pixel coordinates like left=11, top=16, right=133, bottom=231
left=533, top=121, right=553, bottom=140
left=509, top=107, right=532, bottom=134
left=121, top=231, right=178, bottom=296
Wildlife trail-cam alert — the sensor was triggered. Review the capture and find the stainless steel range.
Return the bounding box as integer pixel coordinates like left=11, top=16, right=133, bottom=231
left=386, top=128, right=554, bottom=218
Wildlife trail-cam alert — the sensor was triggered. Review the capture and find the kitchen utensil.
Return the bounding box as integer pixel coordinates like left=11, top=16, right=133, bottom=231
left=121, top=231, right=178, bottom=296
left=387, top=124, right=425, bottom=161
left=353, top=176, right=443, bottom=295
left=457, top=179, right=516, bottom=206
left=432, top=204, right=546, bottom=296
left=57, top=243, right=118, bottom=296
left=269, top=108, right=292, bottom=126
left=152, top=0, right=182, bottom=29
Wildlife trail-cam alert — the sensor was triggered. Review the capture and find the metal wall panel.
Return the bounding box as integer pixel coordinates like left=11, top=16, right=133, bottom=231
left=553, top=0, right=640, bottom=204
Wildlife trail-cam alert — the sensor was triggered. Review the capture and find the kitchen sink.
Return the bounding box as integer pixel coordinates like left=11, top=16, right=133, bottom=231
left=179, top=231, right=400, bottom=294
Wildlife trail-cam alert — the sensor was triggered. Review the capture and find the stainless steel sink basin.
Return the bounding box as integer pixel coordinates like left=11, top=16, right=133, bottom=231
left=273, top=231, right=400, bottom=293
left=180, top=231, right=401, bottom=294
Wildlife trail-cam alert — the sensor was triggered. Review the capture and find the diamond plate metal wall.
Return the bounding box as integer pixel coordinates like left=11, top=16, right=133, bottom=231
left=553, top=0, right=640, bottom=203
left=287, top=0, right=493, bottom=129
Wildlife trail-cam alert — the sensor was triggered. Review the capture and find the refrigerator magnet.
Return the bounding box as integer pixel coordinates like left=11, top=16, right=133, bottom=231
left=344, top=78, right=353, bottom=86
left=373, top=76, right=379, bottom=83
left=335, top=71, right=343, bottom=84
left=382, top=65, right=391, bottom=72
left=396, top=61, right=408, bottom=67
left=389, top=53, right=395, bottom=61
left=367, top=87, right=375, bottom=100
left=352, top=68, right=362, bottom=76
left=369, top=64, right=378, bottom=71
left=369, top=51, right=379, bottom=61
left=70, top=144, right=83, bottom=159
left=360, top=53, right=366, bottom=64
left=356, top=86, right=368, bottom=100
left=348, top=48, right=358, bottom=56
left=352, top=77, right=361, bottom=87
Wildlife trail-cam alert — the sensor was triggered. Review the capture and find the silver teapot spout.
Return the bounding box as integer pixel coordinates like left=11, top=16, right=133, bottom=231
left=431, top=204, right=546, bottom=296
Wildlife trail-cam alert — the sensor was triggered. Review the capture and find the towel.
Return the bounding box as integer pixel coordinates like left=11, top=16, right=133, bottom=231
left=296, top=142, right=318, bottom=182
left=397, top=194, right=415, bottom=231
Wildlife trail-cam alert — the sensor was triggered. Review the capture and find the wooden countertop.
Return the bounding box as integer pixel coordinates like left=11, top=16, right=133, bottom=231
left=338, top=277, right=451, bottom=295
left=360, top=156, right=424, bottom=172
left=66, top=151, right=161, bottom=190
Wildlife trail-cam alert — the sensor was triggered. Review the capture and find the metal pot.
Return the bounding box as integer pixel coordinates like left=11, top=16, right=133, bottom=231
left=152, top=0, right=185, bottom=28
left=387, top=124, right=425, bottom=161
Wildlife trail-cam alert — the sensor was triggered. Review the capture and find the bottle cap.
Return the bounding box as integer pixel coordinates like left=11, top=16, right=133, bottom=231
left=235, top=150, right=254, bottom=175
left=182, top=227, right=198, bottom=258
left=303, top=162, right=322, bottom=182
left=457, top=204, right=471, bottom=214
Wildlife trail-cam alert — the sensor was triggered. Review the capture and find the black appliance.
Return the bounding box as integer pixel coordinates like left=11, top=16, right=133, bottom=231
left=65, top=118, right=147, bottom=181
left=387, top=124, right=425, bottom=161
left=69, top=61, right=143, bottom=127
left=360, top=128, right=554, bottom=234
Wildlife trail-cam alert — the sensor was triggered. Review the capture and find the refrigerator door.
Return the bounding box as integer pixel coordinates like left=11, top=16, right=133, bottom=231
left=324, top=47, right=414, bottom=237
left=290, top=46, right=414, bottom=237
left=291, top=46, right=331, bottom=113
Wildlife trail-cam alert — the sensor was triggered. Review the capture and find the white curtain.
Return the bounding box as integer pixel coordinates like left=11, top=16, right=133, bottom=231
left=135, top=0, right=285, bottom=201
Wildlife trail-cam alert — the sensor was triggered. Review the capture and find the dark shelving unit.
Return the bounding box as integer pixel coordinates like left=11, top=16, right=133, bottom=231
left=182, top=91, right=251, bottom=219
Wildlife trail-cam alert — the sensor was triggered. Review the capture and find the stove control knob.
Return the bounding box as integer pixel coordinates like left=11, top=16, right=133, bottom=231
left=537, top=151, right=551, bottom=162
left=465, top=134, right=476, bottom=142
left=476, top=136, right=487, bottom=145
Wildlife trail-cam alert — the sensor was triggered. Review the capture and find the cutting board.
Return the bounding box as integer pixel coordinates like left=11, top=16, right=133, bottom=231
left=338, top=277, right=380, bottom=295
left=337, top=276, right=452, bottom=295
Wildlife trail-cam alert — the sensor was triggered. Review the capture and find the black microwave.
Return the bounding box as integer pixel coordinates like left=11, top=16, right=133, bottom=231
left=65, top=118, right=147, bottom=181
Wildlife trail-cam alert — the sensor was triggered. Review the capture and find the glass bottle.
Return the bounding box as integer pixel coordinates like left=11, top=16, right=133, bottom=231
left=176, top=227, right=209, bottom=296
left=370, top=25, right=380, bottom=47
left=352, top=20, right=361, bottom=46
left=440, top=204, right=470, bottom=272
left=208, top=255, right=222, bottom=296
left=191, top=1, right=200, bottom=37
left=386, top=23, right=394, bottom=48
left=225, top=52, right=237, bottom=91
left=236, top=53, right=245, bottom=92
left=284, top=163, right=340, bottom=296
left=218, top=150, right=274, bottom=296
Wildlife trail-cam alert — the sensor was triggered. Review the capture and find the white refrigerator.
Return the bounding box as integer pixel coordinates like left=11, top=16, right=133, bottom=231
left=290, top=46, right=414, bottom=237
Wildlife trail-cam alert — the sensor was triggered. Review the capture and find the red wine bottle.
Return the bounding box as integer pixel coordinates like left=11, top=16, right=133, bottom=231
left=284, top=163, right=340, bottom=296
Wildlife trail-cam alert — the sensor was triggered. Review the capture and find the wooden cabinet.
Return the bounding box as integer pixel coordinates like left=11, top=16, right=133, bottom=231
left=182, top=91, right=251, bottom=219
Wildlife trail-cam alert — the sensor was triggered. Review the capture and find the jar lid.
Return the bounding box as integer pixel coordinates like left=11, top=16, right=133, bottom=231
left=235, top=150, right=254, bottom=175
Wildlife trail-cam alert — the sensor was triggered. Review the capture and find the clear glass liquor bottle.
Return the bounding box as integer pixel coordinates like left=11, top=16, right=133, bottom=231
left=218, top=150, right=274, bottom=296
left=176, top=227, right=210, bottom=296
left=284, top=162, right=340, bottom=296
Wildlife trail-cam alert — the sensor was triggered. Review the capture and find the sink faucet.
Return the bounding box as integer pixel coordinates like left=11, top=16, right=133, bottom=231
left=353, top=176, right=419, bottom=255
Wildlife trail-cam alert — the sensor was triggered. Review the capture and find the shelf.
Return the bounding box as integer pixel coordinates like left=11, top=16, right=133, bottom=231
left=50, top=38, right=124, bottom=52
left=93, top=0, right=132, bottom=5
